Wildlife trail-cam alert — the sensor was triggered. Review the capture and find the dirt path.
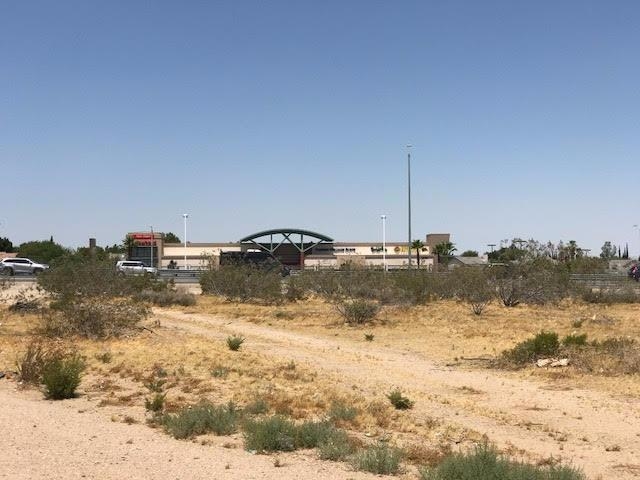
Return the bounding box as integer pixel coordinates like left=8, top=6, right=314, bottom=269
left=156, top=309, right=640, bottom=480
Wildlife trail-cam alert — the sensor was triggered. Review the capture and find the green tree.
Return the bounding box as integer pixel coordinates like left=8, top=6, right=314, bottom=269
left=17, top=240, right=68, bottom=264
left=434, top=241, right=456, bottom=268
left=434, top=241, right=456, bottom=257
left=600, top=241, right=616, bottom=259
left=411, top=239, right=425, bottom=268
left=0, top=236, right=14, bottom=252
left=163, top=232, right=181, bottom=244
left=461, top=250, right=478, bottom=257
left=123, top=235, right=138, bottom=259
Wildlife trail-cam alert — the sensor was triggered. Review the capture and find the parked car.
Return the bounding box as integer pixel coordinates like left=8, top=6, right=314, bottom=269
left=0, top=257, right=49, bottom=275
left=629, top=264, right=640, bottom=281
left=115, top=260, right=158, bottom=276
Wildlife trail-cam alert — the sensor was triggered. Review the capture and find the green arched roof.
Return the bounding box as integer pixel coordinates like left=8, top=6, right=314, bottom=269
left=240, top=228, right=334, bottom=243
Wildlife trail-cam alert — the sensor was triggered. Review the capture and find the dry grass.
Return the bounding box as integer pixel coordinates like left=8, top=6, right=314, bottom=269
left=3, top=294, right=640, bottom=472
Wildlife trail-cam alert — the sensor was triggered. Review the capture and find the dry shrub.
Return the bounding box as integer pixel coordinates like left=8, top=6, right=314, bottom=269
left=366, top=399, right=394, bottom=428
left=40, top=298, right=148, bottom=339
left=450, top=267, right=492, bottom=315
left=570, top=337, right=640, bottom=375
left=16, top=338, right=66, bottom=384
left=135, top=289, right=196, bottom=307
left=200, top=264, right=283, bottom=304
left=405, top=443, right=452, bottom=467
left=336, top=299, right=380, bottom=325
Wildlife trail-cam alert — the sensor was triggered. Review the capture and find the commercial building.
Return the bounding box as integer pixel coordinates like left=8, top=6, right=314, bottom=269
left=127, top=229, right=451, bottom=271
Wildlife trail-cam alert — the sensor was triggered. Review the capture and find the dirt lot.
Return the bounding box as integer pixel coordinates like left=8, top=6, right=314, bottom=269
left=1, top=287, right=640, bottom=479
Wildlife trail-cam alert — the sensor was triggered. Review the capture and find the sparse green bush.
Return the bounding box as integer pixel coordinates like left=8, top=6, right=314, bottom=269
left=581, top=287, right=640, bottom=304
left=135, top=289, right=196, bottom=307
left=243, top=416, right=342, bottom=453
left=145, top=393, right=166, bottom=413
left=336, top=299, right=380, bottom=325
left=328, top=401, right=358, bottom=424
left=94, top=350, right=112, bottom=363
left=364, top=333, right=375, bottom=341
left=318, top=429, right=356, bottom=461
left=451, top=267, right=492, bottom=315
left=419, top=443, right=585, bottom=480
left=244, top=397, right=269, bottom=415
left=211, top=366, right=230, bottom=378
left=38, top=256, right=161, bottom=301
left=488, top=263, right=571, bottom=307
left=350, top=441, right=403, bottom=475
left=562, top=334, right=588, bottom=347
left=162, top=401, right=239, bottom=439
left=387, top=389, right=414, bottom=410
left=502, top=331, right=559, bottom=366
left=200, top=264, right=283, bottom=304
left=243, top=415, right=298, bottom=452
left=40, top=298, right=148, bottom=339
left=41, top=353, right=85, bottom=400
left=227, top=335, right=245, bottom=351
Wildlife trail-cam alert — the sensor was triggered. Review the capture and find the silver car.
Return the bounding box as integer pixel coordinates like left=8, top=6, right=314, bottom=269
left=0, top=257, right=49, bottom=275
left=115, top=260, right=158, bottom=276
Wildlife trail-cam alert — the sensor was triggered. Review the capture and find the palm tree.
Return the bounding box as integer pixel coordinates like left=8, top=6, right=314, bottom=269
left=434, top=241, right=457, bottom=266
left=411, top=239, right=425, bottom=268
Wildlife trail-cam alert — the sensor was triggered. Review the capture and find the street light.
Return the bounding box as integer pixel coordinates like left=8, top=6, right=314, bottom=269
left=406, top=144, right=412, bottom=268
left=183, top=213, right=189, bottom=270
left=381, top=214, right=387, bottom=272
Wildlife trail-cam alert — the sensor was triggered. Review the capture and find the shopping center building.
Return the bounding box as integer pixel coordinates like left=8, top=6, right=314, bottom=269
left=127, top=229, right=450, bottom=271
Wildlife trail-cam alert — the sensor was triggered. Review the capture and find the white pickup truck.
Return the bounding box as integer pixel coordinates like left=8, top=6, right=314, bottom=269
left=115, top=260, right=158, bottom=276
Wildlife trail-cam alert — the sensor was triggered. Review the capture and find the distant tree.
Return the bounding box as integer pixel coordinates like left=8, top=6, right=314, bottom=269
left=600, top=241, right=617, bottom=259
left=461, top=250, right=479, bottom=257
left=123, top=235, right=138, bottom=259
left=624, top=243, right=629, bottom=259
left=410, top=239, right=425, bottom=268
left=75, top=246, right=108, bottom=260
left=434, top=241, right=456, bottom=257
left=17, top=240, right=68, bottom=264
left=105, top=243, right=125, bottom=254
left=434, top=241, right=456, bottom=267
left=0, top=236, right=14, bottom=252
left=163, top=232, right=181, bottom=244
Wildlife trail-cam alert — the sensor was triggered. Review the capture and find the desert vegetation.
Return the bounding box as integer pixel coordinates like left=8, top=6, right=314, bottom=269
left=1, top=258, right=640, bottom=479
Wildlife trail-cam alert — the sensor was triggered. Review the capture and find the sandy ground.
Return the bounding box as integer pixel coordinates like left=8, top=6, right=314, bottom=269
left=153, top=309, right=640, bottom=480
left=0, top=382, right=382, bottom=480
left=2, top=299, right=640, bottom=479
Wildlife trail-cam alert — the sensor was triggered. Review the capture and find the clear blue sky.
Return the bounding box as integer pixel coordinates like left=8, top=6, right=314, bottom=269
left=2, top=1, right=639, bottom=256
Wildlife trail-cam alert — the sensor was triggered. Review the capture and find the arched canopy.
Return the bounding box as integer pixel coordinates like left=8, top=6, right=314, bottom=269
left=240, top=229, right=334, bottom=259
left=240, top=228, right=333, bottom=244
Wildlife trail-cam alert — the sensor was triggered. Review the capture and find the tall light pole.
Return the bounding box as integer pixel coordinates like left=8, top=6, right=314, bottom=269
left=183, top=213, right=189, bottom=270
left=150, top=225, right=154, bottom=268
left=406, top=144, right=412, bottom=268
left=381, top=214, right=387, bottom=272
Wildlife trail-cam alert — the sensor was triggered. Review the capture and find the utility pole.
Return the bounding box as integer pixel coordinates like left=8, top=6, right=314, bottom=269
left=407, top=145, right=412, bottom=268
left=183, top=213, right=189, bottom=270
left=381, top=214, right=387, bottom=272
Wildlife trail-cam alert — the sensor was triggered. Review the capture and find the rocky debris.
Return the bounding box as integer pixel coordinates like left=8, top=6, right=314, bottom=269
left=536, top=358, right=569, bottom=368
